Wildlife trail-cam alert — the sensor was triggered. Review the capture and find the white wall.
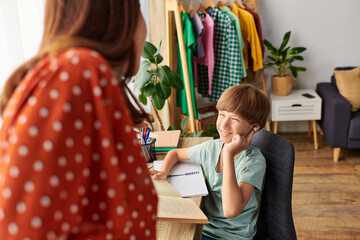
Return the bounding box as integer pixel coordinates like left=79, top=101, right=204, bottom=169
left=182, top=0, right=360, bottom=132
left=0, top=0, right=45, bottom=92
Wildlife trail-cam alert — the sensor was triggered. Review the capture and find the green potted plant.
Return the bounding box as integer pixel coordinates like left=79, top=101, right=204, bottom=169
left=263, top=31, right=307, bottom=96
left=134, top=40, right=183, bottom=131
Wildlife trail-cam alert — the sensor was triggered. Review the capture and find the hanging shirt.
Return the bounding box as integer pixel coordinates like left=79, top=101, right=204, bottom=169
left=0, top=47, right=158, bottom=239
left=194, top=11, right=215, bottom=96
left=221, top=6, right=247, bottom=79
left=176, top=12, right=199, bottom=119
left=208, top=7, right=243, bottom=102
left=245, top=7, right=265, bottom=59
left=189, top=12, right=205, bottom=58
left=232, top=4, right=263, bottom=71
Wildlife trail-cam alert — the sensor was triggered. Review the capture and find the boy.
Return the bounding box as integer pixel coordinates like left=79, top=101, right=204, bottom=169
left=150, top=84, right=270, bottom=240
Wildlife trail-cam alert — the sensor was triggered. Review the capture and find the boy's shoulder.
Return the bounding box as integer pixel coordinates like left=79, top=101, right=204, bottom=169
left=205, top=138, right=223, bottom=147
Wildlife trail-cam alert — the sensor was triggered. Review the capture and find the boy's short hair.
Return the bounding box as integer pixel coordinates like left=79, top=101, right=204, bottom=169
left=216, top=84, right=270, bottom=128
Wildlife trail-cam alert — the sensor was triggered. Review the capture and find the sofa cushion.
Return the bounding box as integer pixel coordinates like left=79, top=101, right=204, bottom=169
left=331, top=66, right=357, bottom=89
left=334, top=67, right=360, bottom=112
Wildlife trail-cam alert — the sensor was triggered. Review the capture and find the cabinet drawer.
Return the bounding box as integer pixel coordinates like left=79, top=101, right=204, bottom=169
left=272, top=101, right=321, bottom=121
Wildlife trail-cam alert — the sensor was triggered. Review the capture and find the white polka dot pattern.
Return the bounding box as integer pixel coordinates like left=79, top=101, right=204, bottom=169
left=0, top=48, right=157, bottom=239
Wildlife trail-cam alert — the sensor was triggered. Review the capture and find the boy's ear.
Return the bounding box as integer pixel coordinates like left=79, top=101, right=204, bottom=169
left=253, top=125, right=260, bottom=132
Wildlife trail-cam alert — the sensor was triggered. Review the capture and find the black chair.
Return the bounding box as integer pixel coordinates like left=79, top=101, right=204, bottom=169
left=252, top=129, right=297, bottom=240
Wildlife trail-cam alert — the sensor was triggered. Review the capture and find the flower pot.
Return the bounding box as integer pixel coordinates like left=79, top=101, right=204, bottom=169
left=271, top=75, right=293, bottom=96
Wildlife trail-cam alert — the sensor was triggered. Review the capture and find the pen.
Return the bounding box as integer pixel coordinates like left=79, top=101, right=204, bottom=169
left=167, top=171, right=199, bottom=178
left=145, top=128, right=150, bottom=143
left=141, top=128, right=145, bottom=142
left=144, top=126, right=148, bottom=141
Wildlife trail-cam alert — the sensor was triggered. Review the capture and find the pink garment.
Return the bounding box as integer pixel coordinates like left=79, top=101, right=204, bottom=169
left=193, top=14, right=214, bottom=95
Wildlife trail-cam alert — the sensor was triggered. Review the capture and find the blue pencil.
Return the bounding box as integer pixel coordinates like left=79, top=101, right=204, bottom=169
left=145, top=128, right=150, bottom=143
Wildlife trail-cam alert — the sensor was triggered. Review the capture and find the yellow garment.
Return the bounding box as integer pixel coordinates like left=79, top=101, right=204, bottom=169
left=232, top=4, right=263, bottom=71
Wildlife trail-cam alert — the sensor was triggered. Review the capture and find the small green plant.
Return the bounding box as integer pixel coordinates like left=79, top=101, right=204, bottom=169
left=167, top=117, right=220, bottom=138
left=167, top=117, right=203, bottom=138
left=200, top=123, right=219, bottom=139
left=263, top=31, right=307, bottom=79
left=133, top=40, right=183, bottom=131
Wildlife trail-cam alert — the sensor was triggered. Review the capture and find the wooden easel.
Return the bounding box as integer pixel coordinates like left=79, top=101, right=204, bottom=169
left=165, top=0, right=196, bottom=133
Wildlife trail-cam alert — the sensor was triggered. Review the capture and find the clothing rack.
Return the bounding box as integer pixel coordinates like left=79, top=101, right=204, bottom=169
left=164, top=0, right=268, bottom=133
left=165, top=0, right=196, bottom=133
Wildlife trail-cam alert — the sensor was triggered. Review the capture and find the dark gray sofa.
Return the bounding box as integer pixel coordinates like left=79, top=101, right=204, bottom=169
left=316, top=66, right=360, bottom=162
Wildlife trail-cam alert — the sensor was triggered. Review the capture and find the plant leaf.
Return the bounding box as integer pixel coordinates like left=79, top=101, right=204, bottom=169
left=288, top=47, right=306, bottom=55
left=279, top=31, right=291, bottom=52
left=171, top=71, right=184, bottom=91
left=267, top=56, right=276, bottom=62
left=138, top=91, right=148, bottom=105
left=207, top=124, right=217, bottom=133
left=143, top=83, right=155, bottom=97
left=263, top=39, right=277, bottom=56
left=150, top=95, right=165, bottom=110
left=289, top=65, right=298, bottom=79
left=265, top=62, right=276, bottom=68
left=155, top=82, right=171, bottom=99
left=134, top=70, right=152, bottom=91
left=281, top=46, right=290, bottom=63
left=155, top=54, right=164, bottom=65
left=289, top=55, right=304, bottom=61
left=292, top=66, right=307, bottom=72
left=194, top=130, right=203, bottom=137
left=142, top=41, right=157, bottom=63
left=167, top=125, right=176, bottom=130
left=156, top=66, right=175, bottom=87
left=154, top=38, right=163, bottom=56
left=181, top=117, right=189, bottom=130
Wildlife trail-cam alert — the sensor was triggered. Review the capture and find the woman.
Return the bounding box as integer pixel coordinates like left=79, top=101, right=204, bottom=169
left=0, top=0, right=157, bottom=239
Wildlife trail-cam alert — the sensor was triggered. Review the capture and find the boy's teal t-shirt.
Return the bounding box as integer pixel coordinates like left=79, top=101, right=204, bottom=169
left=188, top=139, right=266, bottom=240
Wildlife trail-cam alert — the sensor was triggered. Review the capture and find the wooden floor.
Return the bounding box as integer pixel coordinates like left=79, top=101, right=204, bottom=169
left=281, top=132, right=360, bottom=240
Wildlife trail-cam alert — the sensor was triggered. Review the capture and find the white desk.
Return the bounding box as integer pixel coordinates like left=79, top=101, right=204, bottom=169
left=270, top=89, right=322, bottom=149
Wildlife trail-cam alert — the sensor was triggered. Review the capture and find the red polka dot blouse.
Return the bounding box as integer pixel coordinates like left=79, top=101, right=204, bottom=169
left=0, top=48, right=158, bottom=239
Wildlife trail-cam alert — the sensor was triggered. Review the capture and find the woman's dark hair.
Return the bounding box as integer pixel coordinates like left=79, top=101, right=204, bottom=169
left=1, top=0, right=148, bottom=124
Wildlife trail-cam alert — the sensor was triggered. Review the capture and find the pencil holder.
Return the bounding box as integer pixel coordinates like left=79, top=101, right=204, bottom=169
left=140, top=137, right=156, bottom=162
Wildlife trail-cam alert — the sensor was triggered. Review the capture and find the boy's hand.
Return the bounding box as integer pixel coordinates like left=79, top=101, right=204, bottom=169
left=224, top=130, right=255, bottom=158
left=149, top=168, right=167, bottom=180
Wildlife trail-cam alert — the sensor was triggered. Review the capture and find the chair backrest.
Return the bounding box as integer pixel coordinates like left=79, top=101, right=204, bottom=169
left=251, top=129, right=297, bottom=240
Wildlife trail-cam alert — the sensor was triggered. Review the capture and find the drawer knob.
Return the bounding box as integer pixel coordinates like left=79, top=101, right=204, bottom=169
left=291, top=104, right=302, bottom=107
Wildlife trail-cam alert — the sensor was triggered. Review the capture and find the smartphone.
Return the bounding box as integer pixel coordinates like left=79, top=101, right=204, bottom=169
left=302, top=93, right=315, bottom=99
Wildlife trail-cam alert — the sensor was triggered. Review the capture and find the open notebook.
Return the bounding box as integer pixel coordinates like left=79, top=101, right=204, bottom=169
left=152, top=179, right=208, bottom=224
left=153, top=160, right=208, bottom=198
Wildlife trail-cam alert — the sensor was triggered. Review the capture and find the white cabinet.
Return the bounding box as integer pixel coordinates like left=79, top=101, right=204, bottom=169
left=270, top=89, right=322, bottom=121
left=270, top=89, right=322, bottom=149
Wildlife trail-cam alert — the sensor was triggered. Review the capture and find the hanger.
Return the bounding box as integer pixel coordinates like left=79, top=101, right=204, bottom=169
left=188, top=1, right=196, bottom=15
left=197, top=2, right=208, bottom=15
left=216, top=1, right=224, bottom=8
left=179, top=3, right=186, bottom=13
left=234, top=0, right=246, bottom=9
left=204, top=0, right=215, bottom=9
left=224, top=1, right=234, bottom=8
